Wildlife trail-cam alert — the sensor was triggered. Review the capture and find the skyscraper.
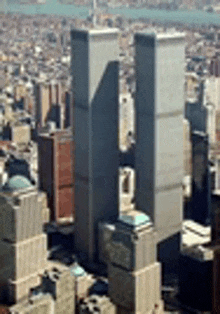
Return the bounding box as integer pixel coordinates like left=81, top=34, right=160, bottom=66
left=107, top=210, right=164, bottom=314
left=35, top=81, right=64, bottom=130
left=38, top=129, right=74, bottom=223
left=135, top=32, right=185, bottom=267
left=191, top=131, right=211, bottom=225
left=35, top=82, right=50, bottom=130
left=71, top=28, right=119, bottom=262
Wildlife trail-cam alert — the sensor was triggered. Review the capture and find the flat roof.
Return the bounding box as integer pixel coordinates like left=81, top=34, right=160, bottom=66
left=182, top=220, right=211, bottom=247
left=156, top=32, right=185, bottom=40
left=71, top=27, right=119, bottom=35
left=182, top=245, right=213, bottom=261
left=184, top=220, right=211, bottom=237
left=119, top=209, right=151, bottom=228
left=136, top=31, right=185, bottom=40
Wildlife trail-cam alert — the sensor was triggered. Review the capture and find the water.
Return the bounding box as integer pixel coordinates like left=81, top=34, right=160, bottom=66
left=6, top=0, right=89, bottom=17
left=109, top=6, right=220, bottom=25
left=5, top=0, right=220, bottom=26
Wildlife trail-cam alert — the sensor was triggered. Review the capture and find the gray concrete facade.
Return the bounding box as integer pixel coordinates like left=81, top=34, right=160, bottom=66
left=71, top=28, right=119, bottom=261
left=107, top=211, right=164, bottom=314
left=0, top=188, right=47, bottom=304
left=135, top=32, right=185, bottom=242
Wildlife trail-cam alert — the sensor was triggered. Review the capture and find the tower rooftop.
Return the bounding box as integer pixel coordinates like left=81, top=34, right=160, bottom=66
left=135, top=31, right=185, bottom=41
left=71, top=27, right=119, bottom=35
left=119, top=210, right=152, bottom=228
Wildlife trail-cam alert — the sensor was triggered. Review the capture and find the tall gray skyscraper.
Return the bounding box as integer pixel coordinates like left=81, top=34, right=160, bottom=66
left=71, top=28, right=119, bottom=262
left=135, top=32, right=185, bottom=244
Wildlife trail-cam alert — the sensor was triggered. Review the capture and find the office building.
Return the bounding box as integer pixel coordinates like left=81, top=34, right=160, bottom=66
left=183, top=119, right=192, bottom=204
left=49, top=81, right=62, bottom=108
left=213, top=245, right=220, bottom=314
left=211, top=190, right=220, bottom=241
left=9, top=263, right=75, bottom=314
left=14, top=83, right=27, bottom=103
left=107, top=210, right=164, bottom=314
left=208, top=191, right=220, bottom=313
left=3, top=123, right=31, bottom=145
left=0, top=68, right=6, bottom=92
left=9, top=294, right=53, bottom=314
left=213, top=151, right=220, bottom=191
left=98, top=221, right=116, bottom=265
left=135, top=32, right=185, bottom=246
left=41, top=264, right=75, bottom=314
left=38, top=129, right=74, bottom=223
left=79, top=295, right=116, bottom=314
left=64, top=91, right=72, bottom=129
left=70, top=263, right=95, bottom=309
left=186, top=77, right=216, bottom=145
left=183, top=119, right=192, bottom=178
left=0, top=177, right=48, bottom=304
left=71, top=28, right=119, bottom=261
left=182, top=219, right=211, bottom=248
left=179, top=220, right=213, bottom=311
left=206, top=76, right=220, bottom=113
left=216, top=110, right=220, bottom=141
left=191, top=131, right=211, bottom=225
left=209, top=113, right=217, bottom=147
left=210, top=58, right=220, bottom=77
left=185, top=80, right=207, bottom=134
left=179, top=244, right=213, bottom=312
left=35, top=82, right=51, bottom=130
left=35, top=82, right=65, bottom=130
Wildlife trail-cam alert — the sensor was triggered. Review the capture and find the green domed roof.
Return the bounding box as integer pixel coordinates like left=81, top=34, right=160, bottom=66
left=3, top=175, right=32, bottom=191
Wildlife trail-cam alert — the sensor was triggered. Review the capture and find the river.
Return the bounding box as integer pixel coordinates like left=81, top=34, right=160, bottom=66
left=5, top=0, right=220, bottom=26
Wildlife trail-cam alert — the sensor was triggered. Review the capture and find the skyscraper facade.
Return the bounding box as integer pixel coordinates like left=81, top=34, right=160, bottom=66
left=35, top=82, right=51, bottom=130
left=71, top=28, right=119, bottom=261
left=35, top=81, right=65, bottom=130
left=38, top=129, right=74, bottom=223
left=0, top=179, right=47, bottom=304
left=135, top=32, right=185, bottom=243
left=191, top=131, right=210, bottom=225
left=107, top=210, right=164, bottom=314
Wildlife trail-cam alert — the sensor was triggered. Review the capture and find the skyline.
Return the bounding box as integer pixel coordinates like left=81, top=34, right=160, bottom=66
left=0, top=9, right=218, bottom=314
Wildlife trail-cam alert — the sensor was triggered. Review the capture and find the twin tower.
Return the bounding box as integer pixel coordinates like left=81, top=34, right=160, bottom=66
left=71, top=28, right=185, bottom=264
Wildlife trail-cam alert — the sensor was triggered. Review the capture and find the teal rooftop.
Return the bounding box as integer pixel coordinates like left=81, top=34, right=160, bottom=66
left=119, top=210, right=151, bottom=228
left=71, top=264, right=86, bottom=277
